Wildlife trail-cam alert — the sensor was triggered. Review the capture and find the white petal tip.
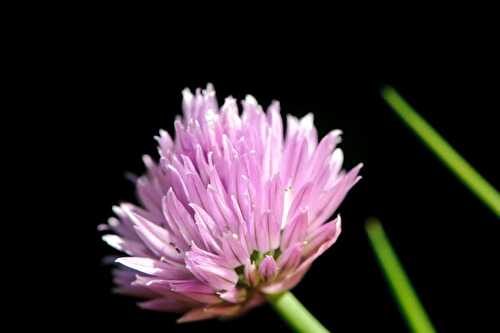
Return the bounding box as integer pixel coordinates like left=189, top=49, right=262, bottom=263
left=102, top=235, right=124, bottom=251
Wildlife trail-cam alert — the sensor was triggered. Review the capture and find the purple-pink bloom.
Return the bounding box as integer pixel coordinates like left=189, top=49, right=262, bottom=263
left=100, top=84, right=362, bottom=322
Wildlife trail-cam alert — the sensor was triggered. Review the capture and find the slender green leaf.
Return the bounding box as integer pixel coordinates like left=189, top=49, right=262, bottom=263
left=382, top=86, right=500, bottom=218
left=366, top=218, right=436, bottom=333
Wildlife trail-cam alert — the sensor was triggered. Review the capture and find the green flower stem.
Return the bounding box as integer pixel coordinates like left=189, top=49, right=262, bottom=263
left=382, top=86, right=500, bottom=218
left=365, top=218, right=436, bottom=333
left=266, top=292, right=330, bottom=333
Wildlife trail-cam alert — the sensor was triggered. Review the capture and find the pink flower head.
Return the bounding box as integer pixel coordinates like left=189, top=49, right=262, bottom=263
left=101, top=84, right=362, bottom=322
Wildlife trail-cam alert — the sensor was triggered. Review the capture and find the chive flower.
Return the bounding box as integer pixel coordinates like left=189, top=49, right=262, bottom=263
left=100, top=84, right=362, bottom=323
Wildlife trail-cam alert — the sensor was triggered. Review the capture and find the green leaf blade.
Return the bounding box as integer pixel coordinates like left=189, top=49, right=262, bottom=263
left=366, top=218, right=436, bottom=333
left=382, top=86, right=500, bottom=218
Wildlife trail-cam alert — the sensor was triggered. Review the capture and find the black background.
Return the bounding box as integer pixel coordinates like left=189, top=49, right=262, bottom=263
left=42, top=28, right=500, bottom=332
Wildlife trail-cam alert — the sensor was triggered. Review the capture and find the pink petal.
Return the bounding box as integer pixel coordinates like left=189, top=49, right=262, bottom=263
left=112, top=285, right=158, bottom=298
left=286, top=182, right=313, bottom=224
left=177, top=305, right=241, bottom=323
left=221, top=231, right=250, bottom=268
left=138, top=297, right=195, bottom=313
left=185, top=245, right=238, bottom=291
left=311, top=163, right=362, bottom=228
left=101, top=234, right=150, bottom=257
left=162, top=189, right=201, bottom=247
left=244, top=261, right=259, bottom=287
left=258, top=255, right=278, bottom=282
left=218, top=288, right=247, bottom=303
left=115, top=257, right=190, bottom=280
left=304, top=216, right=341, bottom=257
left=281, top=210, right=308, bottom=250
left=190, top=203, right=223, bottom=254
left=168, top=279, right=222, bottom=305
left=277, top=243, right=303, bottom=274
left=263, top=231, right=339, bottom=294
left=125, top=209, right=184, bottom=261
left=255, top=212, right=271, bottom=253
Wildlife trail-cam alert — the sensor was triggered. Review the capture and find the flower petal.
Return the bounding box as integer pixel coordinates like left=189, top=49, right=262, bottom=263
left=138, top=297, right=195, bottom=313
left=124, top=208, right=184, bottom=261
left=218, top=288, right=247, bottom=303
left=177, top=305, right=241, bottom=323
left=281, top=210, right=308, bottom=250
left=102, top=234, right=149, bottom=257
left=277, top=243, right=303, bottom=274
left=258, top=255, right=278, bottom=282
left=185, top=245, right=238, bottom=291
left=115, top=257, right=189, bottom=280
left=304, top=216, right=341, bottom=257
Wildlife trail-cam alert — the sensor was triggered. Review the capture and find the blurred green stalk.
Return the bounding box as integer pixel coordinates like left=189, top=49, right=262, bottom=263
left=366, top=218, right=436, bottom=333
left=382, top=86, right=500, bottom=218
